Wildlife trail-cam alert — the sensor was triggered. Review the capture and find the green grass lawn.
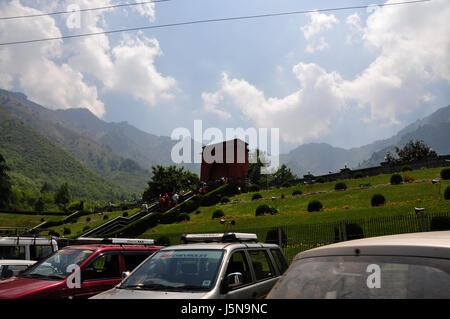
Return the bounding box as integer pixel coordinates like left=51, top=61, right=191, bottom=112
left=48, top=208, right=141, bottom=238
left=0, top=213, right=61, bottom=229
left=138, top=167, right=449, bottom=259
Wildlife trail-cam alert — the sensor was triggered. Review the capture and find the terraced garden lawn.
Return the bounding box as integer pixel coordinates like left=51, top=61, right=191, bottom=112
left=48, top=208, right=141, bottom=238
left=139, top=167, right=449, bottom=250
left=0, top=213, right=61, bottom=229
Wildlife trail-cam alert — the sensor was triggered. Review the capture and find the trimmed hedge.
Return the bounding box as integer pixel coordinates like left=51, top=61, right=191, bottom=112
left=292, top=190, right=302, bottom=196
left=212, top=210, right=225, bottom=220
left=390, top=174, right=403, bottom=185
left=371, top=194, right=386, bottom=207
left=177, top=213, right=190, bottom=222
left=307, top=200, right=323, bottom=212
left=445, top=186, right=450, bottom=200
left=252, top=193, right=262, bottom=201
left=430, top=216, right=450, bottom=231
left=334, top=182, right=347, bottom=191
left=441, top=168, right=450, bottom=180
left=346, top=223, right=364, bottom=240
left=255, top=204, right=271, bottom=216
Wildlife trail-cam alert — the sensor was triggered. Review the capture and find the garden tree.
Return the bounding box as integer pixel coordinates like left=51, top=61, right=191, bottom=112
left=247, top=149, right=270, bottom=187
left=385, top=140, right=437, bottom=164
left=271, top=164, right=297, bottom=187
left=0, top=153, right=12, bottom=208
left=54, top=182, right=71, bottom=208
left=34, top=197, right=45, bottom=213
left=40, top=182, right=51, bottom=194
left=142, top=165, right=199, bottom=202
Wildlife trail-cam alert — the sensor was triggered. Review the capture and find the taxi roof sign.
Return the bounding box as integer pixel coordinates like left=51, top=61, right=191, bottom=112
left=181, top=233, right=258, bottom=244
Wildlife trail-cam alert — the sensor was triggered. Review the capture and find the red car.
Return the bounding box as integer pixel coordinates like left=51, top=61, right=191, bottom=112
left=0, top=242, right=161, bottom=299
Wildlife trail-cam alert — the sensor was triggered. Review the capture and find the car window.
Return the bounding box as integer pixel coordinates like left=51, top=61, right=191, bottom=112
left=0, top=246, right=25, bottom=259
left=1, top=265, right=30, bottom=278
left=268, top=255, right=450, bottom=299
left=120, top=250, right=223, bottom=291
left=83, top=253, right=121, bottom=281
left=248, top=250, right=275, bottom=281
left=30, top=245, right=54, bottom=261
left=225, top=251, right=252, bottom=287
left=270, top=249, right=288, bottom=274
left=123, top=252, right=151, bottom=272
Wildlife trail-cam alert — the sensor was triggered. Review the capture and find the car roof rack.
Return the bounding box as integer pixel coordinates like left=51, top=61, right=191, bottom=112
left=180, top=232, right=258, bottom=244
left=72, top=237, right=155, bottom=245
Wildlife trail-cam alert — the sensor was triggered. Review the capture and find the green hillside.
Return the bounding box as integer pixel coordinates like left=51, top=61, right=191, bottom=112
left=136, top=167, right=449, bottom=236
left=0, top=89, right=150, bottom=194
left=0, top=108, right=131, bottom=201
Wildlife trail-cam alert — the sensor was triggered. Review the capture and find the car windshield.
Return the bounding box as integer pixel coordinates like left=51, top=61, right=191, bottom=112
left=20, top=249, right=95, bottom=280
left=120, top=249, right=223, bottom=291
left=268, top=255, right=450, bottom=299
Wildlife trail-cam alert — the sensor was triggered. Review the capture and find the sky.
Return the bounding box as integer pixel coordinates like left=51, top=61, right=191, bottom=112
left=0, top=0, right=449, bottom=154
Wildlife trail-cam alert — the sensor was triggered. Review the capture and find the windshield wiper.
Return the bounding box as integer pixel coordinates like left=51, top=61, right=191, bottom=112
left=121, top=283, right=171, bottom=291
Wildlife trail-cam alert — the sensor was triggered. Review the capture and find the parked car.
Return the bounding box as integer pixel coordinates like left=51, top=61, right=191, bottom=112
left=0, top=238, right=161, bottom=299
left=91, top=232, right=289, bottom=299
left=0, top=237, right=58, bottom=261
left=0, top=260, right=36, bottom=279
left=267, top=231, right=450, bottom=299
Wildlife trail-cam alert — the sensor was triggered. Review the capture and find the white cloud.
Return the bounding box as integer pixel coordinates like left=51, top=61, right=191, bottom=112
left=0, top=0, right=176, bottom=117
left=301, top=12, right=339, bottom=40
left=203, top=0, right=450, bottom=143
left=0, top=0, right=105, bottom=117
left=345, top=13, right=363, bottom=44
left=342, top=0, right=450, bottom=123
left=202, top=65, right=346, bottom=144
left=301, top=12, right=339, bottom=53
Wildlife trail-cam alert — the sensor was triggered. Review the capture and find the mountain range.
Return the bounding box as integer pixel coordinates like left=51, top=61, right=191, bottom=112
left=0, top=88, right=448, bottom=200
left=280, top=105, right=450, bottom=177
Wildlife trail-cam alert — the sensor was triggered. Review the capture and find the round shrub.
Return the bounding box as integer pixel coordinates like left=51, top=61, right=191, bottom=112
left=445, top=186, right=450, bottom=200
left=103, top=215, right=109, bottom=220
left=220, top=196, right=230, bottom=204
left=335, top=182, right=347, bottom=191
left=315, top=177, right=325, bottom=183
left=269, top=206, right=278, bottom=215
left=155, top=236, right=171, bottom=246
left=212, top=209, right=225, bottom=220
left=353, top=172, right=364, bottom=179
left=430, top=216, right=450, bottom=231
left=86, top=217, right=91, bottom=222
left=390, top=174, right=403, bottom=185
left=401, top=165, right=412, bottom=172
left=122, top=211, right=129, bottom=217
left=307, top=200, right=323, bottom=212
left=63, top=227, right=71, bottom=235
left=346, top=223, right=364, bottom=240
left=177, top=213, right=190, bottom=222
left=249, top=184, right=260, bottom=192
left=82, top=226, right=90, bottom=232
left=441, top=168, right=450, bottom=180
left=371, top=194, right=386, bottom=207
left=292, top=189, right=302, bottom=196
left=255, top=204, right=271, bottom=216
left=252, top=193, right=262, bottom=201
left=281, top=181, right=291, bottom=188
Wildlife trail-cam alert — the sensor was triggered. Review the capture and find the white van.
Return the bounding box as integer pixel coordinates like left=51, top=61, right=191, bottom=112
left=0, top=237, right=58, bottom=261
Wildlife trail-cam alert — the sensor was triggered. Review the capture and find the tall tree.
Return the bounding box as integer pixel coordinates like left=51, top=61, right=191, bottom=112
left=386, top=139, right=438, bottom=164
left=142, top=165, right=199, bottom=202
left=0, top=153, right=12, bottom=208
left=54, top=182, right=71, bottom=208
left=271, top=164, right=297, bottom=187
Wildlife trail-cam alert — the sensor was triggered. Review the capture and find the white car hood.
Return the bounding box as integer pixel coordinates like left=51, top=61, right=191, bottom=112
left=91, top=287, right=210, bottom=299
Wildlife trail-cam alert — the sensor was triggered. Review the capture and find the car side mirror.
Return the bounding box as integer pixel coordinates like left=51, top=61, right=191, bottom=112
left=227, top=272, right=243, bottom=289
left=121, top=271, right=130, bottom=280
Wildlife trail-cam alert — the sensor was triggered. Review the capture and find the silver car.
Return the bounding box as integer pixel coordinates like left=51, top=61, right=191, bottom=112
left=91, top=233, right=288, bottom=299
left=267, top=231, right=450, bottom=299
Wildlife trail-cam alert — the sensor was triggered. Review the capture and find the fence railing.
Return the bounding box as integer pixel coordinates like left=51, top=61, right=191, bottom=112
left=144, top=211, right=450, bottom=263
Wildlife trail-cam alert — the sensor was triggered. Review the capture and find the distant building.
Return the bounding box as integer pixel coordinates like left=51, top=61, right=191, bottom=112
left=200, top=139, right=249, bottom=185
